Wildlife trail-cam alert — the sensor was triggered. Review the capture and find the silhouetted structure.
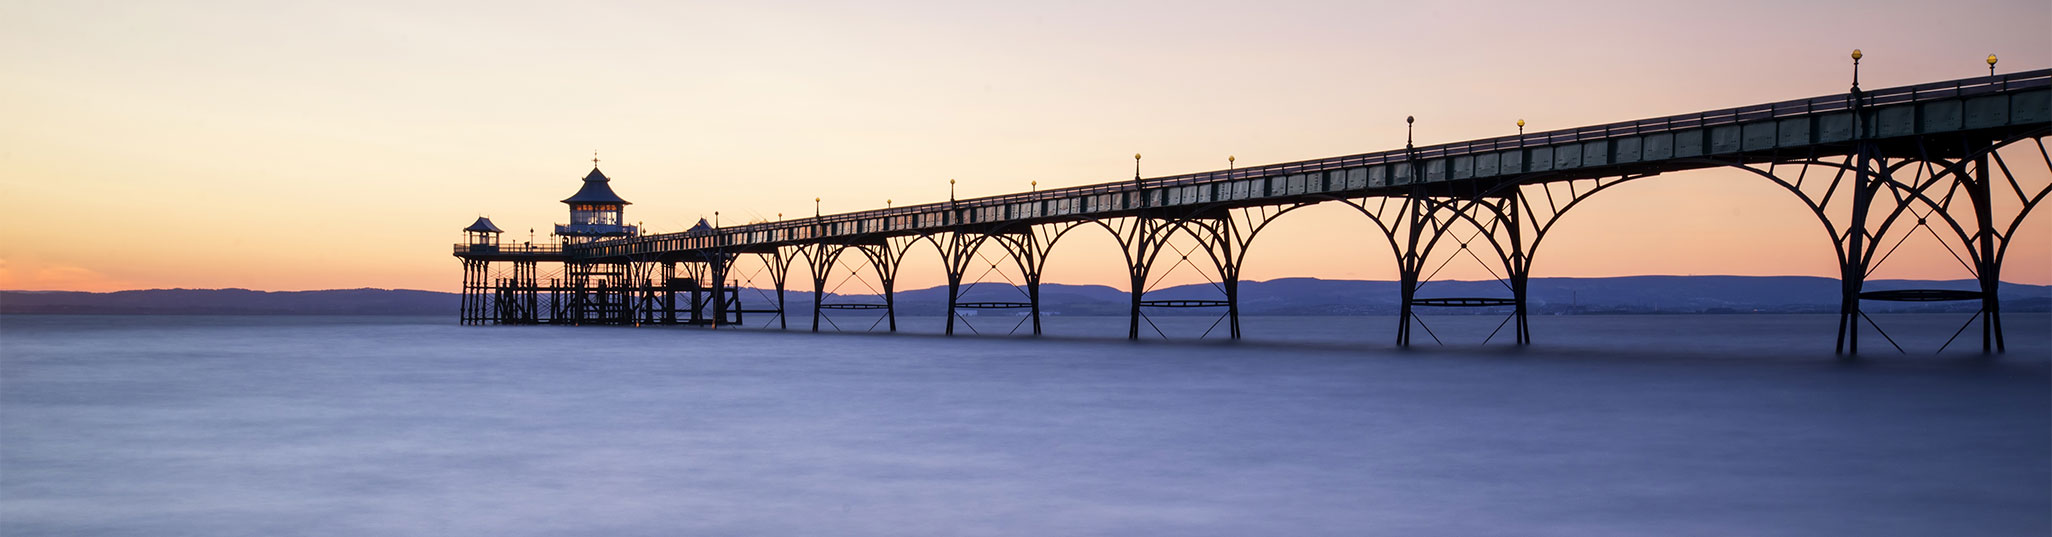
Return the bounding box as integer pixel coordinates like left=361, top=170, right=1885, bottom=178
left=457, top=68, right=2051, bottom=355
left=457, top=167, right=738, bottom=327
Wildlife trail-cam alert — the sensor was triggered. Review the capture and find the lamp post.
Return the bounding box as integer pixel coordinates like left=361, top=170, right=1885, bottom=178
left=1850, top=49, right=1863, bottom=93
left=1228, top=155, right=1235, bottom=175
left=949, top=179, right=956, bottom=202
left=1404, top=116, right=1419, bottom=187
left=1517, top=119, right=1525, bottom=136
left=1132, top=153, right=1145, bottom=208
left=814, top=198, right=820, bottom=218
left=1405, top=116, right=1415, bottom=151
left=1031, top=180, right=1037, bottom=193
left=714, top=211, right=719, bottom=228
left=1988, top=53, right=1998, bottom=77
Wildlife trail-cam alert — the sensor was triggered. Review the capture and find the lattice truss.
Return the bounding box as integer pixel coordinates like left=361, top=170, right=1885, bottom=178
left=726, top=249, right=798, bottom=330
left=1338, top=192, right=1537, bottom=347
left=1708, top=133, right=2052, bottom=353
left=1081, top=206, right=1276, bottom=340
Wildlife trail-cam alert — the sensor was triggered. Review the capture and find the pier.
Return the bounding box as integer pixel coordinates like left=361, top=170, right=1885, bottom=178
left=456, top=68, right=2051, bottom=354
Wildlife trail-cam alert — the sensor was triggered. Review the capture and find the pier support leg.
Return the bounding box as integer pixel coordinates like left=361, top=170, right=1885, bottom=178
left=1505, top=190, right=1531, bottom=346
left=1126, top=265, right=1147, bottom=340
left=564, top=262, right=580, bottom=325
left=940, top=233, right=973, bottom=336
left=460, top=259, right=485, bottom=325
left=1027, top=276, right=1043, bottom=335
left=1125, top=218, right=1154, bottom=341
left=1836, top=145, right=1878, bottom=356
left=1021, top=236, right=1045, bottom=336
left=807, top=245, right=842, bottom=333
left=513, top=260, right=538, bottom=324
left=1970, top=154, right=2004, bottom=353
left=811, top=271, right=824, bottom=334
left=878, top=254, right=898, bottom=333
left=944, top=274, right=961, bottom=335
left=1395, top=196, right=1425, bottom=347
left=772, top=252, right=790, bottom=330
left=660, top=262, right=677, bottom=325
left=1215, top=221, right=1242, bottom=340
left=710, top=254, right=732, bottom=328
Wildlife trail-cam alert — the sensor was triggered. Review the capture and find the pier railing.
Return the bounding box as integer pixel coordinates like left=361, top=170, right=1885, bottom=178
left=542, top=69, right=2050, bottom=259
left=453, top=243, right=565, bottom=255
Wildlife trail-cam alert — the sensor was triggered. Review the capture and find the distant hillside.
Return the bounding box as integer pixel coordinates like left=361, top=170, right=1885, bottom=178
left=0, top=288, right=451, bottom=315
left=3, top=277, right=2046, bottom=315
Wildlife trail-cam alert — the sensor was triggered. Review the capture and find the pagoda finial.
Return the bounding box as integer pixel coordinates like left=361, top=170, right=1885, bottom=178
left=592, top=150, right=600, bottom=168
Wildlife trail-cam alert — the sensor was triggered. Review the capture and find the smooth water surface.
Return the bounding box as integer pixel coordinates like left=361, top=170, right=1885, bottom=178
left=2, top=314, right=2047, bottom=536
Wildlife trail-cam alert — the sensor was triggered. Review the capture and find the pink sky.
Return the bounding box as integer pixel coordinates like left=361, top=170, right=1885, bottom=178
left=1, top=0, right=2047, bottom=292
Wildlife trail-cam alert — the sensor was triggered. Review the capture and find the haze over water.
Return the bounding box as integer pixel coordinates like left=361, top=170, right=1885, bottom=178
left=3, top=314, right=2047, bottom=536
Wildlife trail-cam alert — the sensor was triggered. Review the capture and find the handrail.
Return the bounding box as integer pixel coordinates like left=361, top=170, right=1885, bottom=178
left=453, top=243, right=565, bottom=255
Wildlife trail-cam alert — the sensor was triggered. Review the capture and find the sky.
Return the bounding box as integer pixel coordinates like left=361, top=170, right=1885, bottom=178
left=1, top=0, right=2048, bottom=293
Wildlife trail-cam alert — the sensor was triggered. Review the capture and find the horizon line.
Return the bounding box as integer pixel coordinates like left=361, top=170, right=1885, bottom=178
left=7, top=274, right=2048, bottom=294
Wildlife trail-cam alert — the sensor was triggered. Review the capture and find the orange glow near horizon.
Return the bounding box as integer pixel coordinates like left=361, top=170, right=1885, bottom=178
left=2, top=1, right=2048, bottom=293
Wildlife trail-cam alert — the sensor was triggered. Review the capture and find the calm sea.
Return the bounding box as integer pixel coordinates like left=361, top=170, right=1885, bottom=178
left=2, top=313, right=2047, bottom=536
